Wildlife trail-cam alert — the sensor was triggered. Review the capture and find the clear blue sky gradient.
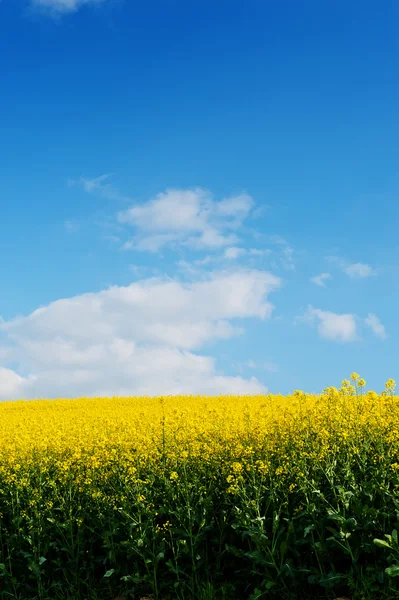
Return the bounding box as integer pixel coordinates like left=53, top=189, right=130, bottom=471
left=0, top=0, right=398, bottom=396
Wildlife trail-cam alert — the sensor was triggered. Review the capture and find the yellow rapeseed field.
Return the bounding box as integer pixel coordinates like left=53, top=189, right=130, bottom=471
left=0, top=374, right=398, bottom=493
left=0, top=373, right=398, bottom=600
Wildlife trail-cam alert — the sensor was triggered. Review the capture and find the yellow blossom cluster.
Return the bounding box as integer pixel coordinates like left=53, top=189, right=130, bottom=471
left=0, top=376, right=397, bottom=510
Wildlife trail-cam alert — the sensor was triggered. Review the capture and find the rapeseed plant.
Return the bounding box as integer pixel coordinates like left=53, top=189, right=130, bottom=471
left=0, top=376, right=398, bottom=599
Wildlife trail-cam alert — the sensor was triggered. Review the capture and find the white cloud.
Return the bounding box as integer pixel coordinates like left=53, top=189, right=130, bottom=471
left=249, top=248, right=271, bottom=257
left=74, top=181, right=273, bottom=260
left=117, top=188, right=254, bottom=252
left=0, top=367, right=36, bottom=399
left=31, top=0, right=104, bottom=14
left=327, top=256, right=376, bottom=279
left=300, top=305, right=357, bottom=343
left=187, top=228, right=239, bottom=250
left=215, top=194, right=254, bottom=219
left=311, top=273, right=332, bottom=287
left=270, top=235, right=295, bottom=270
left=0, top=268, right=280, bottom=400
left=119, top=189, right=210, bottom=232
left=365, top=313, right=387, bottom=340
left=344, top=263, right=376, bottom=278
left=224, top=247, right=247, bottom=260
left=124, top=233, right=181, bottom=252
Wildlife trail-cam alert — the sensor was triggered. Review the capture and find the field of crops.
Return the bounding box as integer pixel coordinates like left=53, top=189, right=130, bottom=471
left=1, top=374, right=399, bottom=600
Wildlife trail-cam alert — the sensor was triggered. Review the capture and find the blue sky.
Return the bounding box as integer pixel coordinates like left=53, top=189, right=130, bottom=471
left=0, top=0, right=398, bottom=399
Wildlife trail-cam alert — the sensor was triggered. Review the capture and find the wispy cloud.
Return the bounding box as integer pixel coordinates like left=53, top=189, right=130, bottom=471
left=69, top=174, right=130, bottom=203
left=311, top=273, right=332, bottom=287
left=365, top=313, right=388, bottom=339
left=117, top=188, right=255, bottom=252
left=299, top=305, right=358, bottom=343
left=74, top=180, right=282, bottom=264
left=270, top=235, right=295, bottom=270
left=327, top=256, right=376, bottom=279
left=223, top=247, right=271, bottom=260
left=344, top=263, right=376, bottom=278
left=224, top=247, right=247, bottom=260
left=249, top=248, right=271, bottom=257
left=31, top=0, right=105, bottom=15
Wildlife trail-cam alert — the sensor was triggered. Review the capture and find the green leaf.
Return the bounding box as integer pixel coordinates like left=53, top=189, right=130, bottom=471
left=385, top=565, right=399, bottom=577
left=304, top=524, right=314, bottom=537
left=318, top=572, right=345, bottom=589
left=392, top=530, right=398, bottom=545
left=265, top=581, right=275, bottom=590
left=39, top=557, right=47, bottom=565
left=328, top=513, right=345, bottom=524
left=345, top=517, right=357, bottom=530
left=374, top=538, right=392, bottom=549
left=103, top=569, right=115, bottom=578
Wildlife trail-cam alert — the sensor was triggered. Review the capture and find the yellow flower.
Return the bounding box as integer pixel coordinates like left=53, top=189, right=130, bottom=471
left=232, top=462, right=243, bottom=474
left=385, top=379, right=396, bottom=390
left=358, top=379, right=366, bottom=388
left=170, top=471, right=179, bottom=481
left=350, top=372, right=360, bottom=381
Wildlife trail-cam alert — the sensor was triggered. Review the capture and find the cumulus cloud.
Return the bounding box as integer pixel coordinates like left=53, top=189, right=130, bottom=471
left=365, top=313, right=387, bottom=339
left=117, top=188, right=254, bottom=252
left=31, top=0, right=104, bottom=14
left=311, top=273, right=332, bottom=287
left=0, top=268, right=280, bottom=400
left=300, top=305, right=357, bottom=343
left=0, top=367, right=34, bottom=399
